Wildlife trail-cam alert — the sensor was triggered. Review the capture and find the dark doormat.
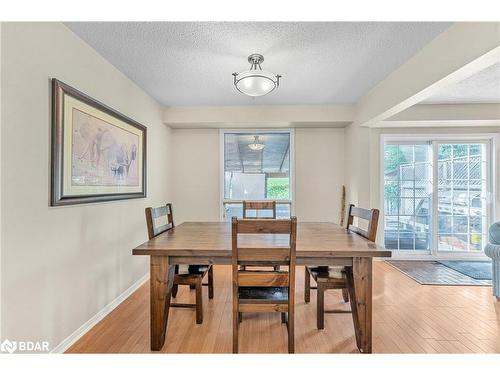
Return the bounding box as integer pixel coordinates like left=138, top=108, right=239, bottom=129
left=438, top=260, right=492, bottom=280
left=386, top=260, right=492, bottom=286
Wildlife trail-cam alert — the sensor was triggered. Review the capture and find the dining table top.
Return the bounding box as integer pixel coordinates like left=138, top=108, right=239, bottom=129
left=133, top=221, right=392, bottom=258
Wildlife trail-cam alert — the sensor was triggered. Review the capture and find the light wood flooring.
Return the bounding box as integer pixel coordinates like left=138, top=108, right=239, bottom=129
left=67, top=261, right=500, bottom=353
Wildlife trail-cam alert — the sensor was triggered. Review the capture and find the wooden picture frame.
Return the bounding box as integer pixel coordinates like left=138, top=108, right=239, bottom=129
left=51, top=79, right=147, bottom=206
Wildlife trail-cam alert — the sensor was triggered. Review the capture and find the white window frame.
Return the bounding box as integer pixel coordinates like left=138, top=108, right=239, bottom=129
left=380, top=133, right=497, bottom=259
left=219, top=129, right=295, bottom=221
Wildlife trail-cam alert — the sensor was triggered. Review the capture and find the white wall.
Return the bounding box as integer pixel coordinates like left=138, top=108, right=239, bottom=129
left=0, top=23, right=172, bottom=348
left=171, top=128, right=345, bottom=224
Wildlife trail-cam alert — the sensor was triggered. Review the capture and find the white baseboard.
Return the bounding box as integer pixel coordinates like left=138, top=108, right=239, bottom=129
left=387, top=254, right=490, bottom=261
left=50, top=273, right=149, bottom=353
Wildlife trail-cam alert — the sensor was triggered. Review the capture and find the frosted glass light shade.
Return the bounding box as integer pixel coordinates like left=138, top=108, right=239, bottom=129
left=248, top=142, right=265, bottom=151
left=234, top=70, right=279, bottom=97
left=248, top=135, right=265, bottom=151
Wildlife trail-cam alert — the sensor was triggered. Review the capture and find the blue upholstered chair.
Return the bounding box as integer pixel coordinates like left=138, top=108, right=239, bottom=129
left=485, top=222, right=500, bottom=301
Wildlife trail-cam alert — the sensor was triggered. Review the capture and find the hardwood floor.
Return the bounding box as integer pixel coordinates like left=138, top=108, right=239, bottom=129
left=66, top=261, right=500, bottom=353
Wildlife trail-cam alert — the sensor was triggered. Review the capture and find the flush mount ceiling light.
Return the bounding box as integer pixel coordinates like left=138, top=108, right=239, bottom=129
left=232, top=54, right=281, bottom=97
left=248, top=135, right=265, bottom=151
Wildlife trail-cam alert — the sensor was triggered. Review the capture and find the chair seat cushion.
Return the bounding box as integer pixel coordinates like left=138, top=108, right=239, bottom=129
left=238, top=287, right=288, bottom=301
left=308, top=266, right=346, bottom=280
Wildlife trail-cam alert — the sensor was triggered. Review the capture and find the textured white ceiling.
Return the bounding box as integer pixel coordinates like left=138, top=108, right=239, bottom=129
left=65, top=22, right=451, bottom=106
left=423, top=61, right=500, bottom=104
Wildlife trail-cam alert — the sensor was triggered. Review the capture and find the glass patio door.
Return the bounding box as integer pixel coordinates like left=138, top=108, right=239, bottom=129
left=383, top=142, right=433, bottom=253
left=434, top=142, right=491, bottom=254
left=383, top=137, right=493, bottom=257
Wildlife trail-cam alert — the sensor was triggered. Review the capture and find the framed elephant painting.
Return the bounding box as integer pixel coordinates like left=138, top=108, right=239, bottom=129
left=51, top=79, right=147, bottom=206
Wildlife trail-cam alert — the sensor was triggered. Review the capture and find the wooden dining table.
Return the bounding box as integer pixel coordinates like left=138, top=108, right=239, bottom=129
left=132, top=221, right=392, bottom=353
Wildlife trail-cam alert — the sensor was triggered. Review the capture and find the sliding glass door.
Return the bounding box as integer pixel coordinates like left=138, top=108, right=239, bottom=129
left=383, top=142, right=432, bottom=253
left=383, top=137, right=493, bottom=257
left=436, top=142, right=490, bottom=253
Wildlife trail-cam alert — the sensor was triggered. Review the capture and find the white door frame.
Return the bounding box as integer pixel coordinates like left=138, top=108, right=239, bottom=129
left=380, top=133, right=497, bottom=260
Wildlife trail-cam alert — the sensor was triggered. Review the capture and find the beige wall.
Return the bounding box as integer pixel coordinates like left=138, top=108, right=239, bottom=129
left=164, top=104, right=353, bottom=128
left=294, top=128, right=345, bottom=222
left=171, top=128, right=345, bottom=224
left=2, top=21, right=498, bottom=351
left=172, top=129, right=220, bottom=223
left=0, top=23, right=171, bottom=347
left=344, top=123, right=372, bottom=209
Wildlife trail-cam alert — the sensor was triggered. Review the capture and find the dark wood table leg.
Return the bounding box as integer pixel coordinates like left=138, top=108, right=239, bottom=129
left=150, top=255, right=175, bottom=351
left=352, top=257, right=373, bottom=353
left=346, top=268, right=361, bottom=349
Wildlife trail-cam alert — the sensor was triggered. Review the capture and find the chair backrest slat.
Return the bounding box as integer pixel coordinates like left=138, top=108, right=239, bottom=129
left=349, top=206, right=372, bottom=221
left=232, top=217, right=297, bottom=287
left=150, top=205, right=171, bottom=219
left=243, top=200, right=277, bottom=219
left=346, top=204, right=379, bottom=242
left=145, top=203, right=174, bottom=240
left=236, top=219, right=291, bottom=234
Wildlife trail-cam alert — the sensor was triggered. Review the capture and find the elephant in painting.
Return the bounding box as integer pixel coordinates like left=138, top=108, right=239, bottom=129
left=77, top=123, right=137, bottom=180
left=108, top=143, right=137, bottom=179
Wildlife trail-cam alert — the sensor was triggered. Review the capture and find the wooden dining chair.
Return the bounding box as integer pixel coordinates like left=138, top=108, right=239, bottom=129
left=304, top=204, right=379, bottom=330
left=242, top=200, right=277, bottom=219
left=145, top=203, right=214, bottom=324
left=232, top=216, right=297, bottom=353
left=241, top=200, right=280, bottom=271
